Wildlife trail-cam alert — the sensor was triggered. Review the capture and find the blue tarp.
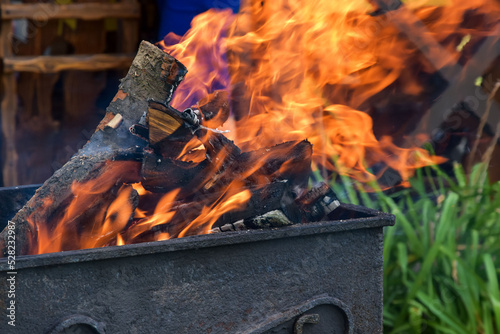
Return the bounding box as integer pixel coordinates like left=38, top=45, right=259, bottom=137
left=156, top=0, right=240, bottom=39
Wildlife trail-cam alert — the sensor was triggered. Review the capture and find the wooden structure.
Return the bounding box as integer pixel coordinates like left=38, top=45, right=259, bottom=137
left=0, top=0, right=140, bottom=186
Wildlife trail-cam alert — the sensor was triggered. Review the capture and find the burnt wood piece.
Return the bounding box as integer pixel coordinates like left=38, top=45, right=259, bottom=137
left=140, top=151, right=210, bottom=196
left=296, top=182, right=341, bottom=222
left=147, top=101, right=190, bottom=145
left=147, top=90, right=230, bottom=148
left=140, top=139, right=312, bottom=198
left=193, top=90, right=230, bottom=128
left=0, top=41, right=188, bottom=256
left=211, top=183, right=342, bottom=233
left=244, top=210, right=293, bottom=229
left=211, top=180, right=302, bottom=229
left=146, top=92, right=231, bottom=158
left=201, top=140, right=313, bottom=194
left=198, top=129, right=241, bottom=164
left=128, top=180, right=301, bottom=242
left=146, top=101, right=203, bottom=157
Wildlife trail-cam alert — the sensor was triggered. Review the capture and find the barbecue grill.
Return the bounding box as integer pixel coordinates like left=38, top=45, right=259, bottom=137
left=0, top=187, right=393, bottom=334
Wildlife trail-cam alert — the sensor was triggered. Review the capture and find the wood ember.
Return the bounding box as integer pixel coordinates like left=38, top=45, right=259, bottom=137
left=296, top=182, right=341, bottom=222
left=210, top=220, right=247, bottom=233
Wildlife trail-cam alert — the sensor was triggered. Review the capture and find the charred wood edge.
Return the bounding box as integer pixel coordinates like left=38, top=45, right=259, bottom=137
left=0, top=41, right=188, bottom=256
left=296, top=182, right=341, bottom=222
left=130, top=124, right=149, bottom=142
left=210, top=182, right=341, bottom=233
left=200, top=139, right=310, bottom=194
left=194, top=90, right=230, bottom=128
left=140, top=151, right=209, bottom=195
left=211, top=180, right=300, bottom=229
left=129, top=180, right=297, bottom=241
left=197, top=129, right=241, bottom=165
left=110, top=150, right=144, bottom=162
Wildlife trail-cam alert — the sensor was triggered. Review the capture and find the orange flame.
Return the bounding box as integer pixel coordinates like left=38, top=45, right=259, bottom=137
left=26, top=167, right=253, bottom=254
left=178, top=186, right=252, bottom=238
left=159, top=0, right=500, bottom=183
left=26, top=161, right=140, bottom=254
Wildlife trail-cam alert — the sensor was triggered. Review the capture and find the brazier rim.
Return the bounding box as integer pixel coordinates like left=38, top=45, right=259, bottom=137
left=0, top=203, right=394, bottom=271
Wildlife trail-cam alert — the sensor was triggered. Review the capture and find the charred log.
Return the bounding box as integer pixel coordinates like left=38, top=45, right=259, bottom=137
left=193, top=90, right=230, bottom=128
left=129, top=180, right=301, bottom=241
left=296, top=182, right=340, bottom=222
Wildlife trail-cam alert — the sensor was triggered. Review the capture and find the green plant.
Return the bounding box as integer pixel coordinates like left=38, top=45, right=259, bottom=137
left=331, top=162, right=500, bottom=333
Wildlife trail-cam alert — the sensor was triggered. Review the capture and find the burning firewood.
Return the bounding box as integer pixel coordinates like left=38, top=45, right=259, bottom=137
left=140, top=94, right=313, bottom=198
left=0, top=41, right=187, bottom=256
left=0, top=41, right=340, bottom=256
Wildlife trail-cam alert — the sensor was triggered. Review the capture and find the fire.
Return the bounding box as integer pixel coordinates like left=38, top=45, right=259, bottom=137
left=177, top=186, right=252, bottom=238
left=159, top=0, right=500, bottom=183
left=26, top=163, right=253, bottom=254
left=26, top=161, right=140, bottom=254
left=21, top=0, right=500, bottom=255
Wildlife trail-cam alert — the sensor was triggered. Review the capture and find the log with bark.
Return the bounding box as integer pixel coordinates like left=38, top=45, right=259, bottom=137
left=0, top=41, right=187, bottom=256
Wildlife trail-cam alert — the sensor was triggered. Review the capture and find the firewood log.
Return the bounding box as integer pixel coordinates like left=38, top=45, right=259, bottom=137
left=140, top=138, right=312, bottom=199
left=0, top=41, right=187, bottom=256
